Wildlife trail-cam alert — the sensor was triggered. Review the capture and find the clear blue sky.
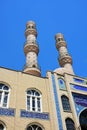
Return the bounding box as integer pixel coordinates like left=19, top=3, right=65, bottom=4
left=0, top=0, right=87, bottom=77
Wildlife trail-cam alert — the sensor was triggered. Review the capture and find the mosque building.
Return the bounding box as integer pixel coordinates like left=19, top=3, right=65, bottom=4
left=0, top=21, right=87, bottom=130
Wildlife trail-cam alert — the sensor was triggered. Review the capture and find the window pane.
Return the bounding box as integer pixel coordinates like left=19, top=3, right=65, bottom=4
left=27, top=125, right=42, bottom=130
left=27, top=90, right=31, bottom=95
left=32, top=97, right=35, bottom=111
left=3, top=92, right=8, bottom=107
left=31, top=90, right=35, bottom=95
left=27, top=96, right=30, bottom=110
left=32, top=125, right=37, bottom=129
left=37, top=98, right=40, bottom=107
left=66, top=118, right=75, bottom=130
left=37, top=98, right=41, bottom=111
left=0, top=84, right=3, bottom=89
left=61, top=96, right=71, bottom=111
left=3, top=86, right=9, bottom=90
left=38, top=127, right=42, bottom=130
left=27, top=126, right=32, bottom=130
left=35, top=92, right=40, bottom=96
left=0, top=92, right=2, bottom=104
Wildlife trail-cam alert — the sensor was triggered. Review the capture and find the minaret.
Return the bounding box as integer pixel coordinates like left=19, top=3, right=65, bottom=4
left=23, top=21, right=41, bottom=77
left=55, top=33, right=74, bottom=74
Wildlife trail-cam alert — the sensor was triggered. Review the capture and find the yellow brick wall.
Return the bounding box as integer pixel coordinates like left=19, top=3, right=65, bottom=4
left=0, top=68, right=56, bottom=130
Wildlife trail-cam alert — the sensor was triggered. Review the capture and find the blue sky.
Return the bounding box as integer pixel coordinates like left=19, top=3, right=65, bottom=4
left=0, top=0, right=87, bottom=77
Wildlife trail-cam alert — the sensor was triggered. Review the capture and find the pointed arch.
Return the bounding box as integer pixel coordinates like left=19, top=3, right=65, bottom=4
left=61, top=95, right=71, bottom=111
left=79, top=108, right=87, bottom=130
left=26, top=122, right=44, bottom=130
left=0, top=120, right=6, bottom=130
left=65, top=118, right=75, bottom=130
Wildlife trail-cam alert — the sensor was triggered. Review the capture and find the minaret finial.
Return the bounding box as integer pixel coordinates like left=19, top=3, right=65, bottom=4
left=23, top=21, right=41, bottom=76
left=55, top=33, right=74, bottom=74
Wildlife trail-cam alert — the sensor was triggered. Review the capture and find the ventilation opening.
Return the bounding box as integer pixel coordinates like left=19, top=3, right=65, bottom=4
left=32, top=65, right=36, bottom=68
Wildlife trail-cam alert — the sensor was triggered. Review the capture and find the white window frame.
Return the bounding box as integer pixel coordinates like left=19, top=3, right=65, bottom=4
left=0, top=84, right=10, bottom=108
left=26, top=89, right=42, bottom=112
left=26, top=124, right=43, bottom=130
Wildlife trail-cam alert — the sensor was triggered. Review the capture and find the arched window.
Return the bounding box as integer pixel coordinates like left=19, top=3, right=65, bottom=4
left=61, top=95, right=71, bottom=111
left=27, top=89, right=42, bottom=112
left=79, top=109, right=87, bottom=130
left=0, top=124, right=4, bottom=130
left=0, top=121, right=6, bottom=130
left=27, top=124, right=43, bottom=130
left=0, top=83, right=10, bottom=108
left=65, top=118, right=75, bottom=130
left=58, top=78, right=66, bottom=90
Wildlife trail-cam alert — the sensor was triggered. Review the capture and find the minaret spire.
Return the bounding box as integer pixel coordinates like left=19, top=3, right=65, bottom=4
left=23, top=21, right=41, bottom=76
left=55, top=33, right=74, bottom=74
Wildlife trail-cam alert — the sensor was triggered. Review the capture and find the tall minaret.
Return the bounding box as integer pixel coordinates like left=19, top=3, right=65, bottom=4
left=23, top=21, right=41, bottom=77
left=55, top=33, right=74, bottom=74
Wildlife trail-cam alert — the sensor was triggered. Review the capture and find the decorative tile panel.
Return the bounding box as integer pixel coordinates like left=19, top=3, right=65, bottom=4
left=20, top=110, right=49, bottom=120
left=0, top=108, right=15, bottom=116
left=70, top=84, right=87, bottom=92
left=72, top=93, right=87, bottom=115
left=58, top=78, right=66, bottom=90
left=52, top=75, right=63, bottom=130
left=73, top=78, right=87, bottom=85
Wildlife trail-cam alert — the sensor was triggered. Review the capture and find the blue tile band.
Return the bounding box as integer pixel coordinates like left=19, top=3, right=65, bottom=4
left=52, top=75, right=63, bottom=130
left=20, top=110, right=49, bottom=120
left=71, top=84, right=87, bottom=92
left=0, top=108, right=15, bottom=116
left=73, top=78, right=84, bottom=83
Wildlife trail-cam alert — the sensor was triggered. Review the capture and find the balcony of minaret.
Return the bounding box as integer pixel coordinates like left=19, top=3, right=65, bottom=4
left=25, top=22, right=37, bottom=37
left=55, top=33, right=67, bottom=50
left=23, top=63, right=41, bottom=77
left=24, top=41, right=39, bottom=55
left=59, top=55, right=72, bottom=67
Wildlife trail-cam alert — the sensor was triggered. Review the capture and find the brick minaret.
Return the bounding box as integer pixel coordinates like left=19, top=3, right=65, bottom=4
left=55, top=33, right=74, bottom=74
left=23, top=21, right=41, bottom=76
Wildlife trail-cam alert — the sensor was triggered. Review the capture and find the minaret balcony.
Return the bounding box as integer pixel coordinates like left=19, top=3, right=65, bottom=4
left=24, top=41, right=39, bottom=55
left=24, top=63, right=41, bottom=71
left=59, top=55, right=72, bottom=67
left=25, top=28, right=37, bottom=37
left=23, top=64, right=41, bottom=76
left=56, top=41, right=67, bottom=50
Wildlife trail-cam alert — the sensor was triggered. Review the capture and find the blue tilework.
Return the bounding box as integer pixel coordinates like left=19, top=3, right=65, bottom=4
left=73, top=78, right=84, bottom=83
left=0, top=108, right=15, bottom=116
left=58, top=78, right=66, bottom=90
left=71, top=84, right=87, bottom=92
left=52, top=75, right=63, bottom=130
left=20, top=110, right=49, bottom=120
left=72, top=93, right=87, bottom=116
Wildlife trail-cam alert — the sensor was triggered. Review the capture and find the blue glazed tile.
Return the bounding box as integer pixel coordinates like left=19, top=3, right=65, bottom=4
left=73, top=78, right=84, bottom=83
left=20, top=110, right=49, bottom=120
left=71, top=84, right=87, bottom=92
left=72, top=93, right=87, bottom=115
left=0, top=108, right=15, bottom=116
left=58, top=78, right=66, bottom=90
left=52, top=75, right=63, bottom=130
